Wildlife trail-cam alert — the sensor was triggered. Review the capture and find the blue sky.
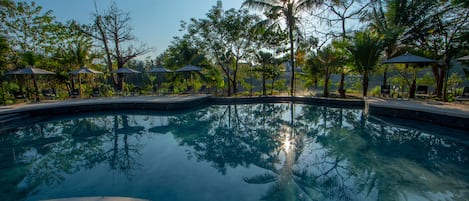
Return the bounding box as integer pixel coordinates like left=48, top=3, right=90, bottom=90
left=33, top=0, right=245, bottom=58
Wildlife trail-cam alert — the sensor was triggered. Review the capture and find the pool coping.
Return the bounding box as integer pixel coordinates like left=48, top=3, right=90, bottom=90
left=0, top=95, right=468, bottom=131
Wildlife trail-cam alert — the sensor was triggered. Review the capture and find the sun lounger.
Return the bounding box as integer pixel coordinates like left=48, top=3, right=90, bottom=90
left=70, top=89, right=80, bottom=98
left=380, top=85, right=391, bottom=97
left=42, top=88, right=57, bottom=99
left=92, top=87, right=101, bottom=97
left=415, top=85, right=430, bottom=99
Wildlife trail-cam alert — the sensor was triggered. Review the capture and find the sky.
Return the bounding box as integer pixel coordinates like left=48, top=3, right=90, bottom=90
left=32, top=0, right=245, bottom=59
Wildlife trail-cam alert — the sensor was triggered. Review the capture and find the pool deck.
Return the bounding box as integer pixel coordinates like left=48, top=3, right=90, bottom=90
left=366, top=97, right=469, bottom=130
left=0, top=95, right=467, bottom=130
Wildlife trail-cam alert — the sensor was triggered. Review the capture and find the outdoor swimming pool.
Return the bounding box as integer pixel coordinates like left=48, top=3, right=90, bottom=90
left=0, top=103, right=468, bottom=201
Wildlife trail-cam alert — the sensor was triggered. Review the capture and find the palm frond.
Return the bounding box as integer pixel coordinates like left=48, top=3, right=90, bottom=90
left=242, top=0, right=277, bottom=11
left=296, top=0, right=324, bottom=13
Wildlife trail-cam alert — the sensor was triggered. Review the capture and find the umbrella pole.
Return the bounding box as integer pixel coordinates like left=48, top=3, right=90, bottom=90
left=119, top=73, right=125, bottom=96
left=32, top=75, right=39, bottom=102
left=78, top=74, right=82, bottom=98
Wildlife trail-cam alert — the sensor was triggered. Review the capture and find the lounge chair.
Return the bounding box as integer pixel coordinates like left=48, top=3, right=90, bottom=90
left=13, top=91, right=28, bottom=102
left=415, top=85, right=429, bottom=99
left=70, top=88, right=80, bottom=98
left=92, top=87, right=101, bottom=97
left=456, top=86, right=469, bottom=102
left=131, top=87, right=141, bottom=96
left=41, top=88, right=57, bottom=99
left=380, top=85, right=391, bottom=97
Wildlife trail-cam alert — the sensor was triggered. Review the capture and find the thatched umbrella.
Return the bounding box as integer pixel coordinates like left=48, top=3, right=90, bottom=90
left=6, top=66, right=55, bottom=102
left=175, top=65, right=203, bottom=92
left=147, top=66, right=173, bottom=94
left=382, top=53, right=438, bottom=98
left=69, top=66, right=103, bottom=97
left=111, top=67, right=140, bottom=94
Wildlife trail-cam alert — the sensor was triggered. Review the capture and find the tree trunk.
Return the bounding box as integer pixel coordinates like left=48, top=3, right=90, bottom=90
left=225, top=66, right=231, bottom=96
left=232, top=78, right=237, bottom=95
left=262, top=74, right=266, bottom=96
left=323, top=72, right=330, bottom=97
left=409, top=68, right=416, bottom=98
left=95, top=16, right=117, bottom=88
left=338, top=70, right=346, bottom=98
left=363, top=72, right=369, bottom=97
left=432, top=63, right=446, bottom=98
left=289, top=22, right=295, bottom=96
left=338, top=18, right=347, bottom=98
left=442, top=52, right=452, bottom=101
left=409, top=81, right=416, bottom=98
left=382, top=66, right=388, bottom=86
left=233, top=61, right=239, bottom=95
left=271, top=79, right=275, bottom=95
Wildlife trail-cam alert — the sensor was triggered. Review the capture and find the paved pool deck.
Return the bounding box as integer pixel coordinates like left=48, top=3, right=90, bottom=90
left=0, top=95, right=467, bottom=130
left=366, top=97, right=469, bottom=130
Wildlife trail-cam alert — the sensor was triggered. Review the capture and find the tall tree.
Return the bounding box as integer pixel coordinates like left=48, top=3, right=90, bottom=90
left=311, top=42, right=345, bottom=97
left=367, top=0, right=435, bottom=90
left=254, top=51, right=278, bottom=95
left=0, top=1, right=56, bottom=64
left=320, top=0, right=369, bottom=97
left=187, top=1, right=259, bottom=96
left=243, top=0, right=324, bottom=96
left=346, top=30, right=384, bottom=97
left=84, top=2, right=149, bottom=91
left=0, top=35, right=10, bottom=104
left=403, top=0, right=469, bottom=100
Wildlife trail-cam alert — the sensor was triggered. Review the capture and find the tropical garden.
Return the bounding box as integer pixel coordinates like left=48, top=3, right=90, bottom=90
left=0, top=0, right=468, bottom=104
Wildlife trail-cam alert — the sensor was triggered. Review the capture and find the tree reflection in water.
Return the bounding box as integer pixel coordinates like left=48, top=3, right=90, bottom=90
left=0, top=114, right=147, bottom=201
left=0, top=103, right=467, bottom=201
left=161, top=103, right=468, bottom=201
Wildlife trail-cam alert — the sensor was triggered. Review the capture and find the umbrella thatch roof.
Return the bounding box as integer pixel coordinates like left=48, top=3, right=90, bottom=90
left=69, top=66, right=103, bottom=74
left=175, top=65, right=202, bottom=72
left=111, top=67, right=140, bottom=74
left=6, top=66, right=55, bottom=75
left=382, top=53, right=438, bottom=64
left=147, top=66, right=173, bottom=73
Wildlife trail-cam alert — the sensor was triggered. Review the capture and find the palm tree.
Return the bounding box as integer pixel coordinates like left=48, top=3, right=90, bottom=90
left=242, top=0, right=324, bottom=96
left=255, top=51, right=276, bottom=96
left=345, top=30, right=384, bottom=97
left=315, top=43, right=345, bottom=97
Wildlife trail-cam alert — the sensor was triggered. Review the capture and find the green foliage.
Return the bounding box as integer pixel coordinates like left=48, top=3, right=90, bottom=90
left=346, top=31, right=383, bottom=74
left=447, top=72, right=463, bottom=89
left=160, top=37, right=208, bottom=68
left=243, top=0, right=325, bottom=95
left=370, top=85, right=381, bottom=97
left=0, top=1, right=56, bottom=53
left=345, top=30, right=384, bottom=96
left=184, top=1, right=261, bottom=95
left=416, top=72, right=435, bottom=86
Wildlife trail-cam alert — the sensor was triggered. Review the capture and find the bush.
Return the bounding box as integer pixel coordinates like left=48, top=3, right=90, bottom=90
left=370, top=86, right=381, bottom=97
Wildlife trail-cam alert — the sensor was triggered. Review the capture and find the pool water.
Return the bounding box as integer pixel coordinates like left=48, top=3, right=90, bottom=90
left=0, top=103, right=468, bottom=201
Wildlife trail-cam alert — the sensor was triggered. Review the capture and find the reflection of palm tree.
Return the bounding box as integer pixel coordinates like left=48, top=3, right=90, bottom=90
left=243, top=103, right=316, bottom=200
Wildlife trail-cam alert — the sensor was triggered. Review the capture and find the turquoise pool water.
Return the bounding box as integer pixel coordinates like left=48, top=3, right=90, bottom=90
left=0, top=103, right=468, bottom=201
